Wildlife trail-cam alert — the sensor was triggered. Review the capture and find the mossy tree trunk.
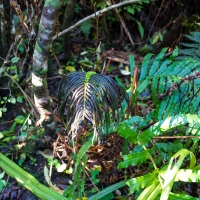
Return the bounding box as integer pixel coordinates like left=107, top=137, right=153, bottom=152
left=32, top=0, right=63, bottom=136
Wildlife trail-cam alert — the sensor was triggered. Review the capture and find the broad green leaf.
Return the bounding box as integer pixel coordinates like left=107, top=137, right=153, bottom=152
left=160, top=149, right=196, bottom=200
left=9, top=96, right=16, bottom=104
left=147, top=183, right=162, bottom=200
left=0, top=153, right=66, bottom=200
left=139, top=45, right=154, bottom=55
left=137, top=179, right=160, bottom=200
left=44, top=165, right=51, bottom=185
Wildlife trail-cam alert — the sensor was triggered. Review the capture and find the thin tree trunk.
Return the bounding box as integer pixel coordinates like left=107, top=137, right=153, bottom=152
left=2, top=0, right=12, bottom=54
left=32, top=0, right=63, bottom=136
left=63, top=0, right=77, bottom=61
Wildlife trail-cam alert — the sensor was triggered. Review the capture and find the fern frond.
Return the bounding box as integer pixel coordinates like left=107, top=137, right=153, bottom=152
left=179, top=32, right=200, bottom=60
left=133, top=47, right=200, bottom=120
left=58, top=71, right=128, bottom=139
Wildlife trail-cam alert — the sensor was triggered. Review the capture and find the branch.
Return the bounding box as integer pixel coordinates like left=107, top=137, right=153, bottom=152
left=52, top=0, right=144, bottom=41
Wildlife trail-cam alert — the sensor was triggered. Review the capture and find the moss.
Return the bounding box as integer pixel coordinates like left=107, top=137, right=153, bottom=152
left=43, top=44, right=52, bottom=51
left=45, top=0, right=63, bottom=9
left=39, top=23, right=46, bottom=33
left=40, top=69, right=48, bottom=76
left=35, top=42, right=42, bottom=53
left=34, top=67, right=47, bottom=77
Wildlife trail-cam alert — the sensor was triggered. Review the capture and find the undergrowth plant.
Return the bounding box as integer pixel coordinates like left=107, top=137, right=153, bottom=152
left=57, top=71, right=128, bottom=141
left=89, top=44, right=200, bottom=199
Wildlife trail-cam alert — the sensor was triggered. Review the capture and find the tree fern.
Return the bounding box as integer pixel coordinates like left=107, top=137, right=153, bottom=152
left=57, top=71, right=128, bottom=139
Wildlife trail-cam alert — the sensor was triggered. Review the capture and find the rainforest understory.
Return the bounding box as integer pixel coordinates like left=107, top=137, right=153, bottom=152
left=0, top=0, right=200, bottom=199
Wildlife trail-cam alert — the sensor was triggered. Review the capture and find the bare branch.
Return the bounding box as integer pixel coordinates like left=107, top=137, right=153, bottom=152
left=52, top=0, right=144, bottom=41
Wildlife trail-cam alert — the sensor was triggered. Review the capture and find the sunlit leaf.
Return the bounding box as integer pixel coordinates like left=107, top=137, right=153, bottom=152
left=126, top=170, right=159, bottom=193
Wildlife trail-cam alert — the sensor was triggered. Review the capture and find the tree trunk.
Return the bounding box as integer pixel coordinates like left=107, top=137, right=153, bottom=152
left=63, top=0, right=77, bottom=61
left=32, top=0, right=63, bottom=136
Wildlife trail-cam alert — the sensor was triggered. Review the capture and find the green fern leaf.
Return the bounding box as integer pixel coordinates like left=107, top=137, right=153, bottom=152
left=168, top=193, right=200, bottom=200
left=138, top=114, right=200, bottom=144
left=88, top=181, right=126, bottom=200
left=117, top=125, right=138, bottom=143
left=181, top=43, right=200, bottom=48
left=140, top=53, right=153, bottom=80
left=184, top=32, right=200, bottom=43
left=118, top=150, right=149, bottom=169
left=179, top=32, right=200, bottom=60
left=152, top=77, right=159, bottom=104
left=149, top=48, right=167, bottom=77
left=175, top=169, right=200, bottom=182
left=75, top=140, right=92, bottom=168
left=126, top=169, right=159, bottom=193
left=155, top=59, right=172, bottom=75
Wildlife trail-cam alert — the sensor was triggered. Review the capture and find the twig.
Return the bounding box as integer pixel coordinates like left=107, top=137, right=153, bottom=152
left=49, top=135, right=60, bottom=184
left=52, top=0, right=145, bottom=41
left=110, top=0, right=134, bottom=46
left=1, top=44, right=14, bottom=68
left=126, top=67, right=138, bottom=118
left=51, top=49, right=64, bottom=75
left=81, top=162, right=100, bottom=192
left=103, top=48, right=114, bottom=75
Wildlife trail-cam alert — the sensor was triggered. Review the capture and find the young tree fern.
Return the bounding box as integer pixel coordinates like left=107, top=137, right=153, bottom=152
left=57, top=71, right=128, bottom=140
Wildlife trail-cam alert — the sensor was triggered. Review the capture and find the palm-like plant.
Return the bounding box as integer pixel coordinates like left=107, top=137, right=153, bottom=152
left=57, top=71, right=128, bottom=140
